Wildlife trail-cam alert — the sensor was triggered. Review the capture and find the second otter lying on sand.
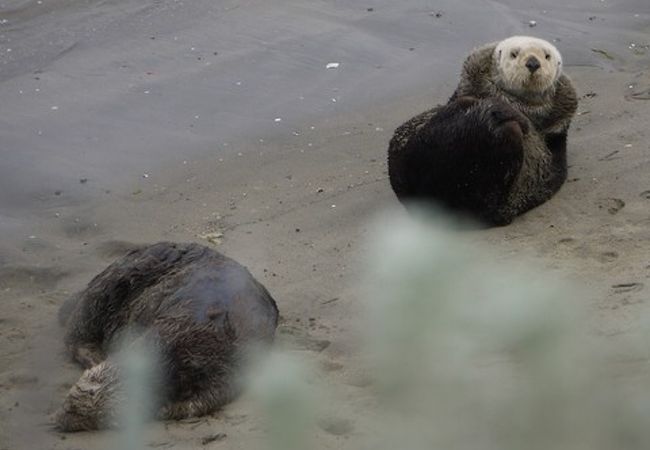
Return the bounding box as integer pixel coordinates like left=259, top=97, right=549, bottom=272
left=56, top=242, right=279, bottom=431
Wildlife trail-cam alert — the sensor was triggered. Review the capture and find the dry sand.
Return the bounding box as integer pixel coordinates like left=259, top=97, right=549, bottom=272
left=0, top=0, right=649, bottom=448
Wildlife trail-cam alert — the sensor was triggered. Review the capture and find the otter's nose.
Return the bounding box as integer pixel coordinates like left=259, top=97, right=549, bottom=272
left=525, top=56, right=541, bottom=73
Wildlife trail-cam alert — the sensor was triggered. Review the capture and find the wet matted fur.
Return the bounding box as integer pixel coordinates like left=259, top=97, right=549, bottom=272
left=388, top=36, right=578, bottom=225
left=56, top=242, right=279, bottom=431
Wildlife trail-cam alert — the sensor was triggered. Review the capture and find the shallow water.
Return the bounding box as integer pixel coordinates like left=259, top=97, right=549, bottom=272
left=1, top=0, right=647, bottom=226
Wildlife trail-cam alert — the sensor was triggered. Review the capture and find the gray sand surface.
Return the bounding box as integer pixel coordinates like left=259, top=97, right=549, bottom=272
left=0, top=0, right=649, bottom=448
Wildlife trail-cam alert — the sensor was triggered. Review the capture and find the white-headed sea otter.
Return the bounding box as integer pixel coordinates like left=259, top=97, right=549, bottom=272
left=388, top=36, right=578, bottom=225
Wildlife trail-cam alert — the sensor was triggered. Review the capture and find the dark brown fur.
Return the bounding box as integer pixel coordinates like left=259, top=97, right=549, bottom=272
left=56, top=242, right=279, bottom=431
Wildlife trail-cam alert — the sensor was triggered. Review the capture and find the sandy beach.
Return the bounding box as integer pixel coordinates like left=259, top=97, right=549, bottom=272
left=1, top=0, right=649, bottom=448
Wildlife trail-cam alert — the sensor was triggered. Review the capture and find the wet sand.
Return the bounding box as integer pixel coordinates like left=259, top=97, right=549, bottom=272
left=1, top=0, right=649, bottom=448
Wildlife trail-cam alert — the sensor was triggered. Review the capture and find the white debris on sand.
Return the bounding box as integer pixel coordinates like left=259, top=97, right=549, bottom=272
left=199, top=231, right=224, bottom=246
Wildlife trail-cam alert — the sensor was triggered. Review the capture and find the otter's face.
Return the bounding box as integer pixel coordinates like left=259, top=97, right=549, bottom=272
left=55, top=362, right=122, bottom=432
left=495, top=36, right=562, bottom=94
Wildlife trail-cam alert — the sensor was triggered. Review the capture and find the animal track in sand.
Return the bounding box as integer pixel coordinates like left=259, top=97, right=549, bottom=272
left=640, top=190, right=650, bottom=199
left=553, top=238, right=619, bottom=264
left=321, top=360, right=345, bottom=372
left=201, top=433, right=227, bottom=445
left=596, top=198, right=625, bottom=215
left=223, top=413, right=248, bottom=426
left=597, top=251, right=619, bottom=263
left=345, top=372, right=374, bottom=388
left=318, top=416, right=355, bottom=436
left=277, top=325, right=331, bottom=352
left=3, top=371, right=39, bottom=388
left=612, top=282, right=644, bottom=294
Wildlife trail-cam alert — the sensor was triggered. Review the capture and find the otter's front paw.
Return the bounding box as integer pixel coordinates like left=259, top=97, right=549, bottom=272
left=487, top=103, right=530, bottom=144
left=454, top=95, right=480, bottom=108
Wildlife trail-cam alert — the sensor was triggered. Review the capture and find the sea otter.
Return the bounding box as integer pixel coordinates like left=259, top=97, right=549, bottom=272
left=55, top=242, right=279, bottom=431
left=388, top=36, right=578, bottom=225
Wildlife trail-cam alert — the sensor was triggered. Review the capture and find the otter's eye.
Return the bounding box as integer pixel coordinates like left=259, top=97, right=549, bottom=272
left=545, top=53, right=551, bottom=60
left=510, top=51, right=518, bottom=59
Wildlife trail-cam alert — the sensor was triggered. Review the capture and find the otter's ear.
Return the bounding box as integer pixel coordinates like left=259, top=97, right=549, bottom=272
left=498, top=50, right=502, bottom=58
